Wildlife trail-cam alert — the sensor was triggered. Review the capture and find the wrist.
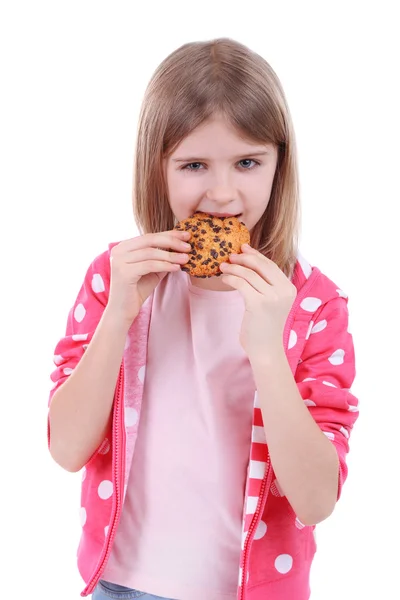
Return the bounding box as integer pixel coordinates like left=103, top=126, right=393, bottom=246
left=248, top=345, right=287, bottom=371
left=102, top=306, right=135, bottom=336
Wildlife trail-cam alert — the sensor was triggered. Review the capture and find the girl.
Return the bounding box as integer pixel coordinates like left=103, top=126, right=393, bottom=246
left=48, top=38, right=358, bottom=600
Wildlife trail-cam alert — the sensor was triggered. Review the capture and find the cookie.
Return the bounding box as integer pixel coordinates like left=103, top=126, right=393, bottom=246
left=174, top=211, right=250, bottom=277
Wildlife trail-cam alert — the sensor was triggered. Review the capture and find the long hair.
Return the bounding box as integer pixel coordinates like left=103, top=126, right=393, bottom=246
left=133, top=38, right=301, bottom=277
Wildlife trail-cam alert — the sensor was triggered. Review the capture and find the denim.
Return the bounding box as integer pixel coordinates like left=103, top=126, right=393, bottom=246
left=92, top=580, right=175, bottom=600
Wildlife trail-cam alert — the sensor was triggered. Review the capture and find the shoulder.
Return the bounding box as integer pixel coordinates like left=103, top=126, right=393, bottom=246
left=293, top=252, right=350, bottom=309
left=83, top=241, right=121, bottom=276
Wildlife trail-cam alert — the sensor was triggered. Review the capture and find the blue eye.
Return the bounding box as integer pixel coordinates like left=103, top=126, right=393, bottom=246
left=183, top=162, right=203, bottom=170
left=239, top=159, right=258, bottom=169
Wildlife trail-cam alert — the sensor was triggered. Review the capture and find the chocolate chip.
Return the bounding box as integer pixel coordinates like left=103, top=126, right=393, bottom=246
left=210, top=249, right=218, bottom=259
left=197, top=254, right=203, bottom=259
left=220, top=251, right=226, bottom=256
left=194, top=233, right=200, bottom=238
left=229, top=220, right=233, bottom=225
left=213, top=237, right=221, bottom=242
left=201, top=229, right=207, bottom=234
left=228, top=242, right=232, bottom=248
left=198, top=243, right=204, bottom=249
left=181, top=266, right=190, bottom=272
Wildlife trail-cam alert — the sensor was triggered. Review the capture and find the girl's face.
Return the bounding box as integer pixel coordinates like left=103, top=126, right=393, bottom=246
left=165, top=114, right=278, bottom=232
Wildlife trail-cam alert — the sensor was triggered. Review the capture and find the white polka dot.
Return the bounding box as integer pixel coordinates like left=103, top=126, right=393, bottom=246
left=300, top=297, right=322, bottom=312
left=72, top=333, right=88, bottom=341
left=125, top=407, right=139, bottom=427
left=238, top=568, right=243, bottom=586
left=138, top=366, right=146, bottom=383
left=322, top=380, right=337, bottom=387
left=328, top=349, right=345, bottom=365
left=275, top=554, right=293, bottom=574
left=104, top=525, right=109, bottom=537
left=74, top=303, right=86, bottom=323
left=98, top=480, right=113, bottom=500
left=63, top=367, right=73, bottom=375
left=82, top=467, right=86, bottom=482
left=99, top=439, right=110, bottom=454
left=80, top=507, right=87, bottom=527
left=311, top=319, right=327, bottom=334
left=270, top=479, right=285, bottom=497
left=295, top=517, right=305, bottom=529
left=254, top=520, right=268, bottom=540
left=336, top=289, right=348, bottom=298
left=302, top=377, right=316, bottom=382
left=323, top=431, right=335, bottom=440
left=340, top=426, right=350, bottom=439
left=304, top=399, right=316, bottom=407
left=92, top=274, right=105, bottom=293
left=288, top=330, right=297, bottom=349
left=348, top=404, right=359, bottom=412
left=54, top=354, right=64, bottom=365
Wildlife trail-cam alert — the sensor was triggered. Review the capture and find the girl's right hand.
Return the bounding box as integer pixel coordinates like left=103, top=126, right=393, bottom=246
left=106, top=229, right=191, bottom=328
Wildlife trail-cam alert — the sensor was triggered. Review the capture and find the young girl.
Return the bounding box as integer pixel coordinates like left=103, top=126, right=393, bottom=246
left=48, top=38, right=358, bottom=600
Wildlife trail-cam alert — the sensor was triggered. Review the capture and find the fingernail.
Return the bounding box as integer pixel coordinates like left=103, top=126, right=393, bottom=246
left=183, top=242, right=192, bottom=249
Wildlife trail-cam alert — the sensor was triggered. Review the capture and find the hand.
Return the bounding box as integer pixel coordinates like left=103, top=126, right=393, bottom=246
left=106, top=230, right=192, bottom=327
left=219, top=244, right=297, bottom=360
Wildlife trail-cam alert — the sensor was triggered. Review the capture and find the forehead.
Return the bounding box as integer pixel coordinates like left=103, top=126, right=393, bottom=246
left=171, top=115, right=273, bottom=156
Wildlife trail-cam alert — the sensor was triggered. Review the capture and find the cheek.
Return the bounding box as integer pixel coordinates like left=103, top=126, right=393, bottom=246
left=167, top=171, right=200, bottom=218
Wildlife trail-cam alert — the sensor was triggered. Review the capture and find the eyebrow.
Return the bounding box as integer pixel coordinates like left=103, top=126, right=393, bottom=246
left=172, top=150, right=270, bottom=162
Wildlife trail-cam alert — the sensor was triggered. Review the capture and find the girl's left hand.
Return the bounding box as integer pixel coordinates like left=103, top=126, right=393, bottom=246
left=220, top=244, right=297, bottom=361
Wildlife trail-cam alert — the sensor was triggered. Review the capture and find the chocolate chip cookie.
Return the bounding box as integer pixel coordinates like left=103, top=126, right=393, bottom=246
left=174, top=211, right=250, bottom=277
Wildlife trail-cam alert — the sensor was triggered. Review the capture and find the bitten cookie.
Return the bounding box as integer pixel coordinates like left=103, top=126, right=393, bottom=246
left=174, top=211, right=250, bottom=277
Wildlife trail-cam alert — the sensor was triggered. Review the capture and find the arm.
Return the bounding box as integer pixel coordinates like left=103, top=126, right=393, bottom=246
left=252, top=296, right=357, bottom=525
left=48, top=248, right=130, bottom=473
left=49, top=309, right=130, bottom=472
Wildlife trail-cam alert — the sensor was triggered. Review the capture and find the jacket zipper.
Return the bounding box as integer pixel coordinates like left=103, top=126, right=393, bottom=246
left=240, top=457, right=273, bottom=599
left=85, top=363, right=125, bottom=595
left=240, top=270, right=321, bottom=598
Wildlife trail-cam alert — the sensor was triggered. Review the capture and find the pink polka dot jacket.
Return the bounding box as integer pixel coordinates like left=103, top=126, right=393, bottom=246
left=48, top=246, right=358, bottom=600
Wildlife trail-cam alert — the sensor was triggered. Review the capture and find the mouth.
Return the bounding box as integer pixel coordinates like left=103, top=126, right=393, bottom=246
left=203, top=212, right=242, bottom=219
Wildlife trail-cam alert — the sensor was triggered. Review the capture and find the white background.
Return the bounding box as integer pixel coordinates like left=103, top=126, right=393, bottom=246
left=1, top=1, right=398, bottom=598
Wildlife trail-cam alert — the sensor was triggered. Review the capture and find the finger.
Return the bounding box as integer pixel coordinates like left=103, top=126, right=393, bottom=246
left=240, top=245, right=287, bottom=282
left=129, top=260, right=182, bottom=277
left=124, top=247, right=190, bottom=265
left=229, top=252, right=277, bottom=285
left=115, top=232, right=192, bottom=254
left=220, top=262, right=269, bottom=294
left=220, top=273, right=258, bottom=300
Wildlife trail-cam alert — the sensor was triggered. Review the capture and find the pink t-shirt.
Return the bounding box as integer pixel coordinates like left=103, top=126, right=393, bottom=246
left=102, top=270, right=255, bottom=599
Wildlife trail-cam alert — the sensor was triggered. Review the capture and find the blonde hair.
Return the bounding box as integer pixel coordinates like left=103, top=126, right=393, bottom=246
left=133, top=38, right=301, bottom=277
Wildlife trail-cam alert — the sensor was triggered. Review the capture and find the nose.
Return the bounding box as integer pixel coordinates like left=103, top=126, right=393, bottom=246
left=205, top=179, right=236, bottom=206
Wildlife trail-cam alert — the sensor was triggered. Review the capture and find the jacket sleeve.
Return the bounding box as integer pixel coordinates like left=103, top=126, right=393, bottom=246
left=296, top=296, right=358, bottom=500
left=47, top=249, right=111, bottom=445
